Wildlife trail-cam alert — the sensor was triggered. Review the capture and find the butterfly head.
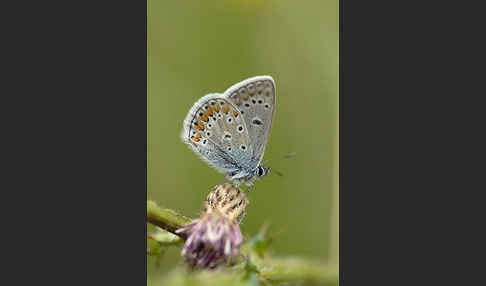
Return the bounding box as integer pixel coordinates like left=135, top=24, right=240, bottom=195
left=254, top=164, right=270, bottom=178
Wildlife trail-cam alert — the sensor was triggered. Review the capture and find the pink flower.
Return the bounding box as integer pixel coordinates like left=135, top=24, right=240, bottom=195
left=176, top=184, right=248, bottom=269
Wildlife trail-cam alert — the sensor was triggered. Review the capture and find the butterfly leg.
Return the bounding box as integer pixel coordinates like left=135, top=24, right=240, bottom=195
left=244, top=176, right=257, bottom=188
left=234, top=180, right=242, bottom=188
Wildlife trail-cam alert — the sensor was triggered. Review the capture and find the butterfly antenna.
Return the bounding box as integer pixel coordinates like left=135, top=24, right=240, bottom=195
left=270, top=167, right=284, bottom=177
left=264, top=152, right=296, bottom=164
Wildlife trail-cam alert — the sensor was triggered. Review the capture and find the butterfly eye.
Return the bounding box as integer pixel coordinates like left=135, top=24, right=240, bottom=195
left=257, top=166, right=268, bottom=177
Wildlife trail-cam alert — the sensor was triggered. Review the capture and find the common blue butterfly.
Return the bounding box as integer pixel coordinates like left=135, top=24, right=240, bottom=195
left=181, top=76, right=276, bottom=187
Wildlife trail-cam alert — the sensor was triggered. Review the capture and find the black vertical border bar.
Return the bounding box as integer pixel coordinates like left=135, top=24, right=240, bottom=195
left=340, top=0, right=401, bottom=284
left=71, top=0, right=148, bottom=284
left=338, top=0, right=474, bottom=284
left=6, top=0, right=149, bottom=284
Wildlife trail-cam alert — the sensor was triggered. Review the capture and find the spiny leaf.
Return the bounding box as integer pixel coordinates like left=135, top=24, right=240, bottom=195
left=247, top=233, right=273, bottom=258
left=240, top=255, right=261, bottom=283
left=244, top=256, right=260, bottom=274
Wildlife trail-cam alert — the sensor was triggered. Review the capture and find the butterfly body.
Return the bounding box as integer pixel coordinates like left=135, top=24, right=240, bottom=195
left=181, top=76, right=276, bottom=187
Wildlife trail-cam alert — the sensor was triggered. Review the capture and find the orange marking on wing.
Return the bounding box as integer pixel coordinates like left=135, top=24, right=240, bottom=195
left=232, top=110, right=238, bottom=117
left=191, top=137, right=200, bottom=142
left=213, top=105, right=220, bottom=112
left=200, top=114, right=209, bottom=122
left=222, top=106, right=229, bottom=114
left=195, top=133, right=202, bottom=139
left=206, top=107, right=213, bottom=116
left=197, top=123, right=205, bottom=131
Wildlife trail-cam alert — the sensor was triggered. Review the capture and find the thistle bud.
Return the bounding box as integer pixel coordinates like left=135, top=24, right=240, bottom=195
left=204, top=183, right=248, bottom=224
left=176, top=184, right=248, bottom=269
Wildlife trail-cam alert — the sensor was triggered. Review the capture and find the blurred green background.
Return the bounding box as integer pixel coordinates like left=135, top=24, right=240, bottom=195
left=148, top=0, right=338, bottom=283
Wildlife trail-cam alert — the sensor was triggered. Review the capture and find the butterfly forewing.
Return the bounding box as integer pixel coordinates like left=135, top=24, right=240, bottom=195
left=223, top=76, right=276, bottom=165
left=182, top=94, right=254, bottom=174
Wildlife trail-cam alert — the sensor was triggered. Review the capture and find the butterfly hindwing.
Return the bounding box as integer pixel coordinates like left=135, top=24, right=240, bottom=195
left=223, top=76, right=276, bottom=165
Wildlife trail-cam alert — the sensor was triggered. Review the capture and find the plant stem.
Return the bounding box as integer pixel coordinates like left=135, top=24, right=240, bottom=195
left=259, top=258, right=338, bottom=285
left=244, top=245, right=338, bottom=285
left=147, top=200, right=192, bottom=236
left=147, top=200, right=339, bottom=285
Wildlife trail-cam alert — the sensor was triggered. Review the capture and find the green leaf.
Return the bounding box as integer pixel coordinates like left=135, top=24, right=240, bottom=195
left=244, top=273, right=262, bottom=286
left=247, top=233, right=273, bottom=258
left=149, top=227, right=183, bottom=245
left=244, top=257, right=260, bottom=275
left=147, top=237, right=167, bottom=268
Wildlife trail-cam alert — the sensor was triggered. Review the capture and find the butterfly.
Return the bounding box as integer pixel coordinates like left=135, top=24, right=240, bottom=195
left=181, top=75, right=276, bottom=187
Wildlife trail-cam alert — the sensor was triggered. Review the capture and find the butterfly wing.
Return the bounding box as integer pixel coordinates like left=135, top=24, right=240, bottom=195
left=181, top=93, right=254, bottom=175
left=222, top=75, right=276, bottom=166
